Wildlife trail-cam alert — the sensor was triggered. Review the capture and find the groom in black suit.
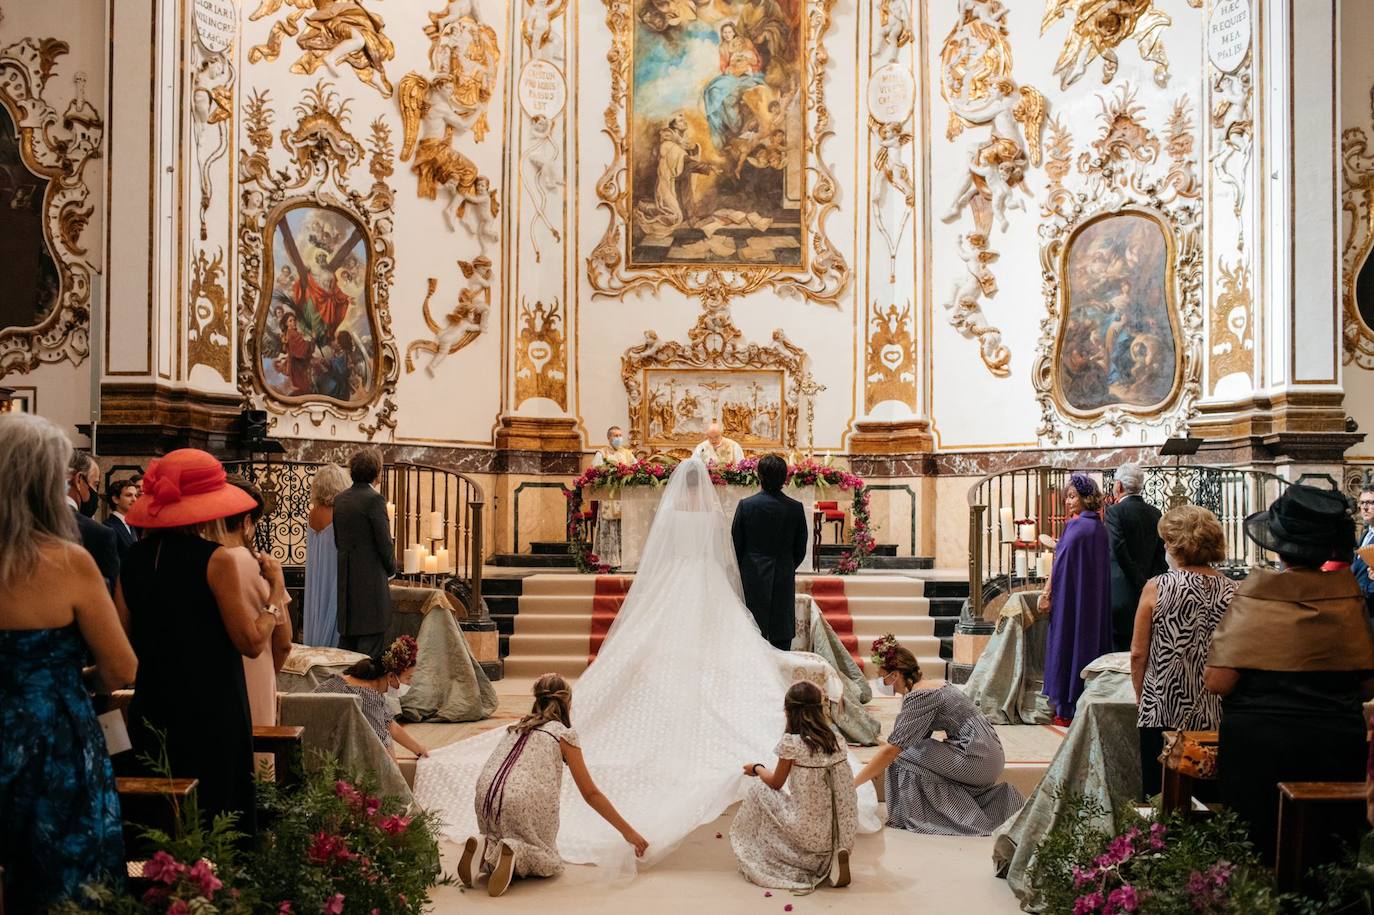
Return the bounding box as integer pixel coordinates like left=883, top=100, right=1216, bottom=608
left=732, top=454, right=808, bottom=651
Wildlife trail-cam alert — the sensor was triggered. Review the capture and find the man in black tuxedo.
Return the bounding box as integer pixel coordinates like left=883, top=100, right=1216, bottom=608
left=334, top=446, right=396, bottom=657
left=1106, top=462, right=1167, bottom=651
left=731, top=454, right=808, bottom=651
left=103, top=476, right=140, bottom=560
left=67, top=451, right=120, bottom=592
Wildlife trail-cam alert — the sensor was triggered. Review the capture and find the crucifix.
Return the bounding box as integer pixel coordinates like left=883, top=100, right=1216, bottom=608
left=797, top=372, right=825, bottom=458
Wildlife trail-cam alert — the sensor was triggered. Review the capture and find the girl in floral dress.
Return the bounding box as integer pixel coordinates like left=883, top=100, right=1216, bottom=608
left=730, top=681, right=859, bottom=891
left=458, top=673, right=648, bottom=897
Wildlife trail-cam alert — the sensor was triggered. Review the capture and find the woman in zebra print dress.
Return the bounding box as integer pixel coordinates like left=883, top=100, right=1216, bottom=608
left=1129, top=505, right=1236, bottom=800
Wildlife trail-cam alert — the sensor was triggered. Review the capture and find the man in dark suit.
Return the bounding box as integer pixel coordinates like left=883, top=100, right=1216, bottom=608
left=1353, top=486, right=1374, bottom=616
left=1106, top=462, right=1167, bottom=652
left=103, top=476, right=140, bottom=560
left=67, top=451, right=120, bottom=591
left=731, top=454, right=808, bottom=651
left=333, top=446, right=396, bottom=657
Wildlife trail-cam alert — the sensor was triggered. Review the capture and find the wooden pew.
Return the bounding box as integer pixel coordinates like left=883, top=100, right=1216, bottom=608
left=252, top=724, right=306, bottom=789
left=1274, top=781, right=1368, bottom=892
left=117, top=776, right=199, bottom=861
left=1159, top=730, right=1219, bottom=820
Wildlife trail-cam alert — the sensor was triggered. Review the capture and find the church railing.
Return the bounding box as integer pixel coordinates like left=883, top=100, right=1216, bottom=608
left=223, top=459, right=486, bottom=621
left=964, top=464, right=1293, bottom=622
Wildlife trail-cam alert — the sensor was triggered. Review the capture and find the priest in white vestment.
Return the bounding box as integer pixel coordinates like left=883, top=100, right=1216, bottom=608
left=592, top=425, right=636, bottom=566
left=693, top=421, right=744, bottom=465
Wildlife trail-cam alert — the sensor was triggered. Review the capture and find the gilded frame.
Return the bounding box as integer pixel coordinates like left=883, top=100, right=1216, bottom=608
left=0, top=38, right=103, bottom=375
left=1051, top=208, right=1185, bottom=423
left=640, top=366, right=787, bottom=451
left=236, top=82, right=400, bottom=439
left=1342, top=112, right=1374, bottom=369
left=589, top=0, right=848, bottom=308
left=253, top=199, right=385, bottom=411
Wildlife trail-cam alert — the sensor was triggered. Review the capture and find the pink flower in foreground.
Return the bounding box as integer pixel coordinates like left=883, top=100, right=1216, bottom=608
left=1105, top=885, right=1140, bottom=913
left=378, top=814, right=412, bottom=836
left=277, top=903, right=294, bottom=915
left=1073, top=891, right=1104, bottom=915
left=187, top=859, right=222, bottom=899
left=325, top=893, right=346, bottom=915
left=167, top=901, right=189, bottom=915
left=143, top=851, right=185, bottom=885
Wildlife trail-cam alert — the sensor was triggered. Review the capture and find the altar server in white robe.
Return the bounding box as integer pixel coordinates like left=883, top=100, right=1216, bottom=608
left=591, top=426, right=636, bottom=565
left=694, top=421, right=744, bottom=465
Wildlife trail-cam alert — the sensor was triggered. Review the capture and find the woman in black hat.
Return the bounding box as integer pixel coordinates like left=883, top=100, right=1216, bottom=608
left=1203, top=484, right=1374, bottom=864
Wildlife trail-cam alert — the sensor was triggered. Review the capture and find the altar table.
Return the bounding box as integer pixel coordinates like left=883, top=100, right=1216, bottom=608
left=589, top=484, right=820, bottom=572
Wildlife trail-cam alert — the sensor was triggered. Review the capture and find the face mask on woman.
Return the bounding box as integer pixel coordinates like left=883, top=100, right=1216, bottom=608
left=611, top=436, right=625, bottom=449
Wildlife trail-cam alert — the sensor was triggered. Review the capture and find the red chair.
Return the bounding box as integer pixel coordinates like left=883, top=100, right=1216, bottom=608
left=816, top=500, right=846, bottom=544
left=572, top=500, right=598, bottom=545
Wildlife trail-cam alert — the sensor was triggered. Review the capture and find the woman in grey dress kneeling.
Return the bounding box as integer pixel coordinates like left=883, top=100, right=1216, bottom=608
left=854, top=643, right=1024, bottom=835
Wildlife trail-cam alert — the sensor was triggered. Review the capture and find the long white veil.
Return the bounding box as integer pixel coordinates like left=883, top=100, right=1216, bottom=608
left=414, top=458, right=878, bottom=877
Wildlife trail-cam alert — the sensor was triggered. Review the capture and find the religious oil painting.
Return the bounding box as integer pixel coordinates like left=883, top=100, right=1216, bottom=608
left=0, top=103, right=60, bottom=335
left=629, top=0, right=806, bottom=267
left=642, top=368, right=785, bottom=450
left=1055, top=210, right=1182, bottom=417
left=256, top=205, right=379, bottom=408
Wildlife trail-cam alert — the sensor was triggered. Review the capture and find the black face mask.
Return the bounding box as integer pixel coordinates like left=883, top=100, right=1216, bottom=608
left=79, top=487, right=99, bottom=518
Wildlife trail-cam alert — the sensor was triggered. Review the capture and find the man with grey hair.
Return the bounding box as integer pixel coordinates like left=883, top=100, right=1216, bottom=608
left=1106, top=461, right=1167, bottom=651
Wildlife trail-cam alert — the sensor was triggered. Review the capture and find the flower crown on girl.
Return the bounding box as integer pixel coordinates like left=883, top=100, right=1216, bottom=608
left=870, top=633, right=900, bottom=669
left=380, top=635, right=418, bottom=675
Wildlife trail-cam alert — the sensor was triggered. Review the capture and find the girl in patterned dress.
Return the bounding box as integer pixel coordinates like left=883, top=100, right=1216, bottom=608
left=458, top=673, right=649, bottom=897
left=730, top=681, right=858, bottom=891
left=854, top=644, right=1024, bottom=836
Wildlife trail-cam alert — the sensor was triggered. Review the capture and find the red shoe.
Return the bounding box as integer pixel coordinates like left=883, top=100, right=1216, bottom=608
left=1052, top=715, right=1073, bottom=727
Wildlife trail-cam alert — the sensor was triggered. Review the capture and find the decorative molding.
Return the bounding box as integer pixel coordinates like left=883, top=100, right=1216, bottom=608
left=1342, top=86, right=1374, bottom=369
left=864, top=301, right=917, bottom=411
left=620, top=307, right=806, bottom=452
left=868, top=0, right=915, bottom=282
left=191, top=36, right=235, bottom=242
left=1209, top=255, right=1253, bottom=387
left=1033, top=84, right=1203, bottom=444
left=0, top=39, right=103, bottom=375
left=187, top=247, right=232, bottom=381
left=248, top=0, right=396, bottom=97
left=514, top=298, right=567, bottom=409
left=587, top=0, right=849, bottom=309
left=235, top=82, right=399, bottom=439
left=404, top=256, right=491, bottom=375
left=1040, top=0, right=1191, bottom=91
left=938, top=0, right=1045, bottom=377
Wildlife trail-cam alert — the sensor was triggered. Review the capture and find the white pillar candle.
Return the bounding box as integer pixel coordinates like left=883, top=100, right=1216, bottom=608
left=999, top=507, right=1015, bottom=542
left=1015, top=552, right=1029, bottom=579
left=435, top=547, right=450, bottom=573
left=1037, top=552, right=1053, bottom=580
left=403, top=546, right=420, bottom=575
left=428, top=511, right=445, bottom=541
left=386, top=502, right=395, bottom=530
left=423, top=554, right=438, bottom=574
left=1018, top=522, right=1037, bottom=542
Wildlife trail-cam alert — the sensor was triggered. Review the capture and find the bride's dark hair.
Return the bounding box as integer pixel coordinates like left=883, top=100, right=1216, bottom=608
left=784, top=681, right=838, bottom=755
left=511, top=672, right=572, bottom=734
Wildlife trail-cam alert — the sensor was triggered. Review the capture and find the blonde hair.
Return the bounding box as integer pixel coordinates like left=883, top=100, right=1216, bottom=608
left=510, top=672, right=572, bottom=734
left=1158, top=504, right=1226, bottom=566
left=311, top=463, right=350, bottom=508
left=0, top=413, right=79, bottom=588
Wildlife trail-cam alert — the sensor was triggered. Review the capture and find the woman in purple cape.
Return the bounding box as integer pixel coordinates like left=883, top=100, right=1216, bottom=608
left=1039, top=473, right=1113, bottom=725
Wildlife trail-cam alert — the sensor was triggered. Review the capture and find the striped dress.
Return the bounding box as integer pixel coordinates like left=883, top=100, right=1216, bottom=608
left=884, top=684, right=1024, bottom=836
left=1136, top=571, right=1236, bottom=730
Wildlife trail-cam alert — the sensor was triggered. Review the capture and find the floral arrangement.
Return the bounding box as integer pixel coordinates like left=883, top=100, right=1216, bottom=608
left=380, top=634, right=418, bottom=674
left=1025, top=790, right=1280, bottom=914
left=63, top=752, right=443, bottom=914
left=566, top=457, right=874, bottom=575
left=870, top=633, right=900, bottom=670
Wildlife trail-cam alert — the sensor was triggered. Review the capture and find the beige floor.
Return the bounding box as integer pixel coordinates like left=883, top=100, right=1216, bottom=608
left=405, top=676, right=1051, bottom=913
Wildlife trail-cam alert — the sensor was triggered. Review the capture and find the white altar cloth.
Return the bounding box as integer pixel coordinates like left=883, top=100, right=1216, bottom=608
left=588, top=484, right=818, bottom=572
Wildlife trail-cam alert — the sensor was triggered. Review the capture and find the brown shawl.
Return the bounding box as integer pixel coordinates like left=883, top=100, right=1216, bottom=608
left=1207, top=567, right=1374, bottom=671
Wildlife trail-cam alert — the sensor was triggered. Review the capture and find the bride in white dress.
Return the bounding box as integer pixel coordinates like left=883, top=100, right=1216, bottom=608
left=414, top=457, right=880, bottom=876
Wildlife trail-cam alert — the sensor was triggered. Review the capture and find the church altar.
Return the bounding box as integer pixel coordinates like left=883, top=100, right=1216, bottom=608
left=586, top=484, right=819, bottom=572
left=567, top=458, right=874, bottom=574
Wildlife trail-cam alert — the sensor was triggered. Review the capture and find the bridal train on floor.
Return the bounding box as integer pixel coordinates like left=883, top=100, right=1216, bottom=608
left=414, top=458, right=881, bottom=876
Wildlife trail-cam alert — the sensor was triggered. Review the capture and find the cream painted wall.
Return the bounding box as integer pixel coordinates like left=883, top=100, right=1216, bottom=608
left=0, top=0, right=107, bottom=441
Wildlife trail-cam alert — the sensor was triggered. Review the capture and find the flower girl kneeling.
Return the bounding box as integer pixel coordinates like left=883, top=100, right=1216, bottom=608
left=730, top=681, right=858, bottom=891
left=458, top=673, right=649, bottom=897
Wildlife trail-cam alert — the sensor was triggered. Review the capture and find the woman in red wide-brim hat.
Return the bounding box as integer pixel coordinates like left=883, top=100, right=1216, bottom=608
left=116, top=448, right=289, bottom=840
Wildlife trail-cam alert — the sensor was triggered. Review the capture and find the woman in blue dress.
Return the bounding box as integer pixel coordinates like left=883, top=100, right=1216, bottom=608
left=304, top=463, right=350, bottom=646
left=0, top=414, right=138, bottom=910
left=702, top=22, right=765, bottom=150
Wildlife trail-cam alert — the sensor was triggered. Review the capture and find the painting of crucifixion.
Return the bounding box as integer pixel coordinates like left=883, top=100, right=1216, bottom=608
left=256, top=205, right=379, bottom=407
left=642, top=368, right=785, bottom=450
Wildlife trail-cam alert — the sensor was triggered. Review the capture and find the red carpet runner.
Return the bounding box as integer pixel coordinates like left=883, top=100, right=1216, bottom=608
left=588, top=576, right=633, bottom=663
left=809, top=577, right=863, bottom=669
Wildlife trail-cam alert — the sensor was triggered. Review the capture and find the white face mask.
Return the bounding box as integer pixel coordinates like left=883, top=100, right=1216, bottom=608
left=610, top=436, right=625, bottom=449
